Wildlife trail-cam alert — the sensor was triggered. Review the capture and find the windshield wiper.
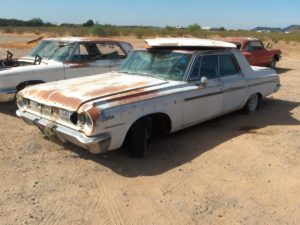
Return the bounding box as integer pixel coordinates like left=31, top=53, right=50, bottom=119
left=119, top=70, right=136, bottom=74
left=119, top=70, right=168, bottom=81
left=138, top=72, right=168, bottom=81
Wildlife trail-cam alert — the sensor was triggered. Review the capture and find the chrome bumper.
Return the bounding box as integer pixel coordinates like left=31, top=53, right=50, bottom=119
left=16, top=110, right=111, bottom=154
left=0, top=89, right=16, bottom=102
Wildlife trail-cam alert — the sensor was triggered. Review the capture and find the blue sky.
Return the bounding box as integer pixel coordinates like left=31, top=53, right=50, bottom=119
left=0, top=0, right=299, bottom=29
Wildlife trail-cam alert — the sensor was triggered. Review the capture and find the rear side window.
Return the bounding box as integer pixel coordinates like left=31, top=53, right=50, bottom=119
left=96, top=43, right=126, bottom=59
left=247, top=41, right=264, bottom=51
left=219, top=54, right=239, bottom=76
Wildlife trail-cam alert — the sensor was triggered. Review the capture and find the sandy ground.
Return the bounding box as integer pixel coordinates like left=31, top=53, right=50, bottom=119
left=0, top=35, right=299, bottom=225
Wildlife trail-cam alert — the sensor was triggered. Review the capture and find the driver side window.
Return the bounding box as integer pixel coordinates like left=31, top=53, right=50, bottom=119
left=71, top=43, right=102, bottom=62
left=189, top=55, right=218, bottom=81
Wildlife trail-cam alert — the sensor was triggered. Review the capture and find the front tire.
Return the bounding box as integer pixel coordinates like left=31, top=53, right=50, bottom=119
left=128, top=117, right=152, bottom=158
left=243, top=93, right=259, bottom=114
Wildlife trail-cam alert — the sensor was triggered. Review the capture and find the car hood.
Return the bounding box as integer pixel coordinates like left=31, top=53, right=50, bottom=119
left=0, top=59, right=62, bottom=75
left=20, top=72, right=177, bottom=112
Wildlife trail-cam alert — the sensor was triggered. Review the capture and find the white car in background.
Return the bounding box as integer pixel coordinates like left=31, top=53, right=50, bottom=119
left=17, top=38, right=280, bottom=157
left=0, top=37, right=133, bottom=102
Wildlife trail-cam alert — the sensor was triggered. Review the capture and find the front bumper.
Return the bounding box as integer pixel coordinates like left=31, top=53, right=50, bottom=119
left=0, top=89, right=16, bottom=102
left=16, top=110, right=111, bottom=154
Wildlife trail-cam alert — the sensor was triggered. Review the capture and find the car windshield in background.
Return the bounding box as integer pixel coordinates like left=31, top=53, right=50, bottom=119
left=119, top=50, right=192, bottom=81
left=27, top=41, right=75, bottom=62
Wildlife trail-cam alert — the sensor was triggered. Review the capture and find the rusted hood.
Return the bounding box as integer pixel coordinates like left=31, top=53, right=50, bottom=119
left=21, top=72, right=169, bottom=111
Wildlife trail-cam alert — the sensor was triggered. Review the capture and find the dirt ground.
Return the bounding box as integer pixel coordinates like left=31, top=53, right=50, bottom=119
left=0, top=34, right=299, bottom=225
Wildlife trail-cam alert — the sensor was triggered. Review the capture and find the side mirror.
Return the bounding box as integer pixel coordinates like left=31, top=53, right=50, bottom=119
left=200, top=76, right=208, bottom=87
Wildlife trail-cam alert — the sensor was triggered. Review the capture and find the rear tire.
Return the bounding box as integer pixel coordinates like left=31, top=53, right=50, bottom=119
left=128, top=117, right=152, bottom=158
left=243, top=93, right=259, bottom=114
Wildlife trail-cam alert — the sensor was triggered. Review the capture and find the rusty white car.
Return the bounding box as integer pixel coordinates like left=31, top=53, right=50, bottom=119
left=0, top=37, right=133, bottom=102
left=16, top=38, right=280, bottom=157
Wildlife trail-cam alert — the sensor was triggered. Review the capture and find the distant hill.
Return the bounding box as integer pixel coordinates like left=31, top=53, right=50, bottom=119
left=284, top=25, right=300, bottom=32
left=252, top=25, right=300, bottom=33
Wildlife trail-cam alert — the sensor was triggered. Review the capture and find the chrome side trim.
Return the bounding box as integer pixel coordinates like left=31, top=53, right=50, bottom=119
left=185, top=91, right=223, bottom=102
left=184, top=79, right=277, bottom=102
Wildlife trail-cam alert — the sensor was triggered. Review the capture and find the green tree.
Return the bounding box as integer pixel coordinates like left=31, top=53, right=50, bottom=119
left=83, top=19, right=94, bottom=27
left=28, top=18, right=44, bottom=26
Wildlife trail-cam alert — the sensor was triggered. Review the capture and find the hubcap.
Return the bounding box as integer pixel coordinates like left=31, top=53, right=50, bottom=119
left=248, top=94, right=258, bottom=112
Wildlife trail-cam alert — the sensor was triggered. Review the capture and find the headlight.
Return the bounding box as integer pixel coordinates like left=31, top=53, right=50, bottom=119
left=78, top=112, right=94, bottom=134
left=16, top=95, right=29, bottom=111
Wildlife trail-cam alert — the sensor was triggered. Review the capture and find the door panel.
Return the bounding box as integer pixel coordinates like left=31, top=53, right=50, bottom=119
left=64, top=60, right=112, bottom=79
left=182, top=79, right=223, bottom=126
left=219, top=54, right=246, bottom=112
left=183, top=54, right=223, bottom=126
left=109, top=59, right=123, bottom=71
left=221, top=75, right=246, bottom=112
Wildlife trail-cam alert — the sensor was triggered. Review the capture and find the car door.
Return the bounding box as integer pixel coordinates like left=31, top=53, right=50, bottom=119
left=65, top=43, right=96, bottom=79
left=218, top=54, right=246, bottom=113
left=64, top=43, right=111, bottom=79
left=96, top=42, right=128, bottom=71
left=182, top=54, right=223, bottom=126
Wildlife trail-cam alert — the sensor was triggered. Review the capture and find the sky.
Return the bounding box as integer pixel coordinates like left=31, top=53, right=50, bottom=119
left=0, top=0, right=299, bottom=29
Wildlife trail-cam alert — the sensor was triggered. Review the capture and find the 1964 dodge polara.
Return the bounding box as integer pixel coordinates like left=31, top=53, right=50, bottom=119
left=0, top=37, right=133, bottom=102
left=16, top=38, right=280, bottom=157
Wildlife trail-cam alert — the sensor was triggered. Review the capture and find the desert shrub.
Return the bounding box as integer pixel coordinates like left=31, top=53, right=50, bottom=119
left=90, top=24, right=107, bottom=36
left=133, top=27, right=147, bottom=39
left=69, top=27, right=89, bottom=36
left=104, top=26, right=120, bottom=36
left=2, top=27, right=13, bottom=33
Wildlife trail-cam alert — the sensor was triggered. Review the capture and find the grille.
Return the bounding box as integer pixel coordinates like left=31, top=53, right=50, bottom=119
left=29, top=100, right=73, bottom=122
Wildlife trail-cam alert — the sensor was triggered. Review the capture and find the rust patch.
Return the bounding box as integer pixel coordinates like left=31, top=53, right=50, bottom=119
left=23, top=88, right=83, bottom=111
left=85, top=80, right=158, bottom=98
left=106, top=88, right=162, bottom=107
left=65, top=62, right=90, bottom=68
left=47, top=92, right=82, bottom=110
left=27, top=36, right=44, bottom=44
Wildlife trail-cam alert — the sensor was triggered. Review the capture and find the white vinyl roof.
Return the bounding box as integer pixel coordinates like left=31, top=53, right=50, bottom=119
left=145, top=38, right=236, bottom=48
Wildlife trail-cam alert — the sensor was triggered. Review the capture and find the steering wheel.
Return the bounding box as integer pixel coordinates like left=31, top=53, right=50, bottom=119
left=34, top=54, right=42, bottom=65
left=166, top=65, right=184, bottom=80
left=2, top=51, right=15, bottom=67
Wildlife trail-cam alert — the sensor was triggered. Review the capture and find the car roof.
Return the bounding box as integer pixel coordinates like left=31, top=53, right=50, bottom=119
left=43, top=37, right=127, bottom=44
left=137, top=47, right=238, bottom=55
left=221, top=37, right=259, bottom=44
left=145, top=38, right=236, bottom=49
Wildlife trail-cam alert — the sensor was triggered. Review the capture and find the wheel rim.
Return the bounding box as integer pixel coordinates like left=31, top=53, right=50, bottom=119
left=248, top=94, right=258, bottom=112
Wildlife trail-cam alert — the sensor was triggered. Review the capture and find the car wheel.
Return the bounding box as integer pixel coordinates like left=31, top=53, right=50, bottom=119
left=269, top=57, right=277, bottom=68
left=128, top=117, right=152, bottom=158
left=243, top=93, right=259, bottom=114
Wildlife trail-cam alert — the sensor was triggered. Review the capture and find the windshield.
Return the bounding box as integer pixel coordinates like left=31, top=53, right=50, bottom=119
left=118, top=50, right=192, bottom=81
left=27, top=40, right=76, bottom=62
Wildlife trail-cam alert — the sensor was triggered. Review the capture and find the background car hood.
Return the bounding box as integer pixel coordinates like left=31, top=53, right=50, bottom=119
left=21, top=72, right=171, bottom=111
left=0, top=60, right=62, bottom=76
